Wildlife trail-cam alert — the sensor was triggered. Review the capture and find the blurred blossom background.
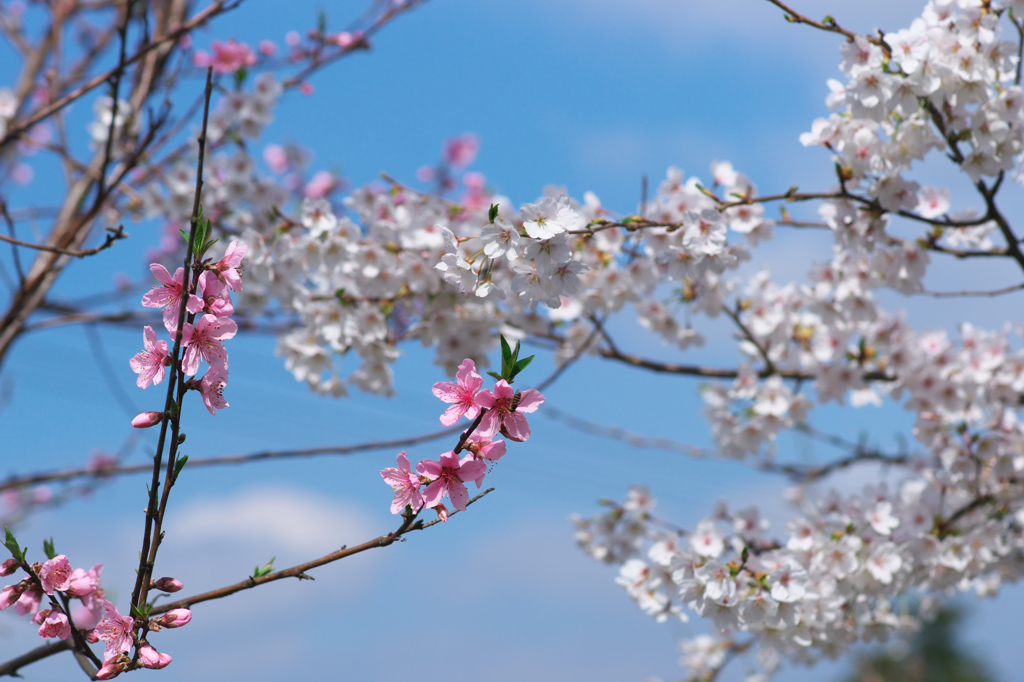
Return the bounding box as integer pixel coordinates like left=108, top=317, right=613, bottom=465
left=2, top=0, right=1023, bottom=680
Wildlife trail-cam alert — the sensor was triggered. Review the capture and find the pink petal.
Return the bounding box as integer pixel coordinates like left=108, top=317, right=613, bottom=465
left=503, top=412, right=531, bottom=442
left=422, top=480, right=447, bottom=508
left=448, top=480, right=470, bottom=511
left=396, top=452, right=411, bottom=473
left=475, top=389, right=495, bottom=409
left=415, top=459, right=442, bottom=479
left=432, top=381, right=461, bottom=403
left=150, top=263, right=173, bottom=286
left=457, top=459, right=487, bottom=482
left=439, top=403, right=465, bottom=426
left=515, top=389, right=545, bottom=413
left=476, top=410, right=501, bottom=439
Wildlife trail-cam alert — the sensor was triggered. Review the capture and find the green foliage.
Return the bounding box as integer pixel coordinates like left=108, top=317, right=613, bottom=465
left=3, top=526, right=26, bottom=563
left=485, top=335, right=534, bottom=385
left=42, top=537, right=56, bottom=560
left=252, top=557, right=275, bottom=579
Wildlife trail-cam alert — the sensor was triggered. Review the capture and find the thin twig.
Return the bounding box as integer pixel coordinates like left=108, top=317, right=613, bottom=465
left=0, top=224, right=127, bottom=257
left=149, top=486, right=493, bottom=616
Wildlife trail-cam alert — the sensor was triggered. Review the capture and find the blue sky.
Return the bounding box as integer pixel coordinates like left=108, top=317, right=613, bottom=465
left=3, top=0, right=1024, bottom=680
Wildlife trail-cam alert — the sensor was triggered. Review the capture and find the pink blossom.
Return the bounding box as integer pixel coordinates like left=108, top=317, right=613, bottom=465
left=38, top=555, right=72, bottom=595
left=33, top=485, right=51, bottom=503
left=432, top=359, right=484, bottom=426
left=95, top=657, right=128, bottom=680
left=0, top=558, right=17, bottom=576
left=209, top=239, right=247, bottom=291
left=181, top=314, right=237, bottom=375
left=258, top=39, right=278, bottom=56
left=463, top=434, right=506, bottom=487
left=415, top=451, right=486, bottom=511
left=0, top=583, right=25, bottom=610
left=300, top=82, right=314, bottom=96
left=141, top=264, right=203, bottom=333
left=381, top=452, right=424, bottom=514
left=198, top=271, right=235, bottom=317
left=138, top=645, right=172, bottom=669
left=14, top=584, right=41, bottom=617
left=154, top=608, right=191, bottom=628
left=131, top=412, right=163, bottom=429
left=303, top=170, right=335, bottom=198
left=130, top=326, right=169, bottom=388
left=475, top=381, right=545, bottom=442
left=263, top=144, right=289, bottom=174
left=64, top=566, right=98, bottom=597
left=197, top=367, right=229, bottom=415
left=433, top=503, right=449, bottom=523
left=209, top=39, right=256, bottom=74
left=95, top=601, right=134, bottom=660
left=38, top=609, right=70, bottom=639
left=444, top=133, right=479, bottom=169
left=334, top=31, right=354, bottom=48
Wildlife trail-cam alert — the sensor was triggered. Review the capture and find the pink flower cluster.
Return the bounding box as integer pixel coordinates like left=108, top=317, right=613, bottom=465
left=380, top=359, right=543, bottom=518
left=0, top=554, right=190, bottom=678
left=193, top=38, right=257, bottom=74
left=131, top=240, right=247, bottom=418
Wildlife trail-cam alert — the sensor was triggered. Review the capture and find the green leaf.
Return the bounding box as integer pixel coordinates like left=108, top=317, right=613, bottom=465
left=232, top=66, right=248, bottom=88
left=509, top=354, right=534, bottom=380
left=252, top=557, right=275, bottom=579
left=42, top=538, right=56, bottom=560
left=179, top=228, right=190, bottom=245
left=500, top=335, right=513, bottom=376
left=486, top=371, right=502, bottom=381
left=201, top=237, right=220, bottom=255
left=4, top=526, right=24, bottom=562
left=488, top=203, right=499, bottom=224
left=173, top=454, right=189, bottom=482
left=130, top=603, right=152, bottom=619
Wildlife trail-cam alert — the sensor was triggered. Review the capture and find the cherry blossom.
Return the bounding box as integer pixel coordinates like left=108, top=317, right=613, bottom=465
left=95, top=601, right=134, bottom=660
left=380, top=452, right=424, bottom=514
left=415, top=451, right=486, bottom=512
left=130, top=326, right=169, bottom=389
left=431, top=359, right=484, bottom=425
left=475, top=381, right=544, bottom=442
left=181, top=314, right=238, bottom=375
left=141, top=264, right=203, bottom=333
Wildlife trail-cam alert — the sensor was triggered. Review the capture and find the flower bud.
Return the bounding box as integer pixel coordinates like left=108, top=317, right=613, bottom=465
left=154, top=608, right=191, bottom=628
left=434, top=503, right=449, bottom=523
left=0, top=559, right=17, bottom=576
left=131, top=412, right=163, bottom=429
left=84, top=629, right=99, bottom=643
left=151, top=577, right=183, bottom=593
left=95, top=657, right=128, bottom=680
left=0, top=583, right=26, bottom=610
left=138, top=645, right=173, bottom=669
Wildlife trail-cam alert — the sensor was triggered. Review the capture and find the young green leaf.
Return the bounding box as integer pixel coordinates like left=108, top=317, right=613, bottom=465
left=252, top=557, right=276, bottom=579
left=486, top=371, right=503, bottom=381
left=42, top=538, right=56, bottom=560
left=509, top=354, right=535, bottom=380
left=173, top=454, right=189, bottom=482
left=4, top=526, right=24, bottom=562
left=500, top=335, right=513, bottom=375
left=488, top=203, right=499, bottom=224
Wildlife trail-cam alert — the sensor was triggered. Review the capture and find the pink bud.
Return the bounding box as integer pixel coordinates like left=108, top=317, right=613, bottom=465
left=84, top=629, right=99, bottom=643
left=155, top=608, right=191, bottom=628
left=95, top=658, right=128, bottom=680
left=299, top=82, right=313, bottom=96
left=434, top=503, right=449, bottom=523
left=0, top=559, right=17, bottom=576
left=132, top=412, right=163, bottom=428
left=258, top=39, right=277, bottom=55
left=0, top=583, right=26, bottom=610
left=151, top=577, right=183, bottom=593
left=138, top=645, right=173, bottom=669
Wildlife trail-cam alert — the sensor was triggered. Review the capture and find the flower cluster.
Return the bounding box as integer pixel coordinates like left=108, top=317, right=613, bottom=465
left=0, top=546, right=189, bottom=678
left=130, top=240, right=247, bottom=419
left=380, top=357, right=543, bottom=517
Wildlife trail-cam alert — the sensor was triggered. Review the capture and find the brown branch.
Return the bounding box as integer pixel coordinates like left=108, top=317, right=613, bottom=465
left=921, top=282, right=1024, bottom=298
left=0, top=0, right=241, bottom=147
left=0, top=224, right=127, bottom=257
left=0, top=425, right=465, bottom=494
left=150, top=487, right=494, bottom=616
left=764, top=0, right=889, bottom=54
left=92, top=0, right=131, bottom=207
left=0, top=640, right=74, bottom=678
